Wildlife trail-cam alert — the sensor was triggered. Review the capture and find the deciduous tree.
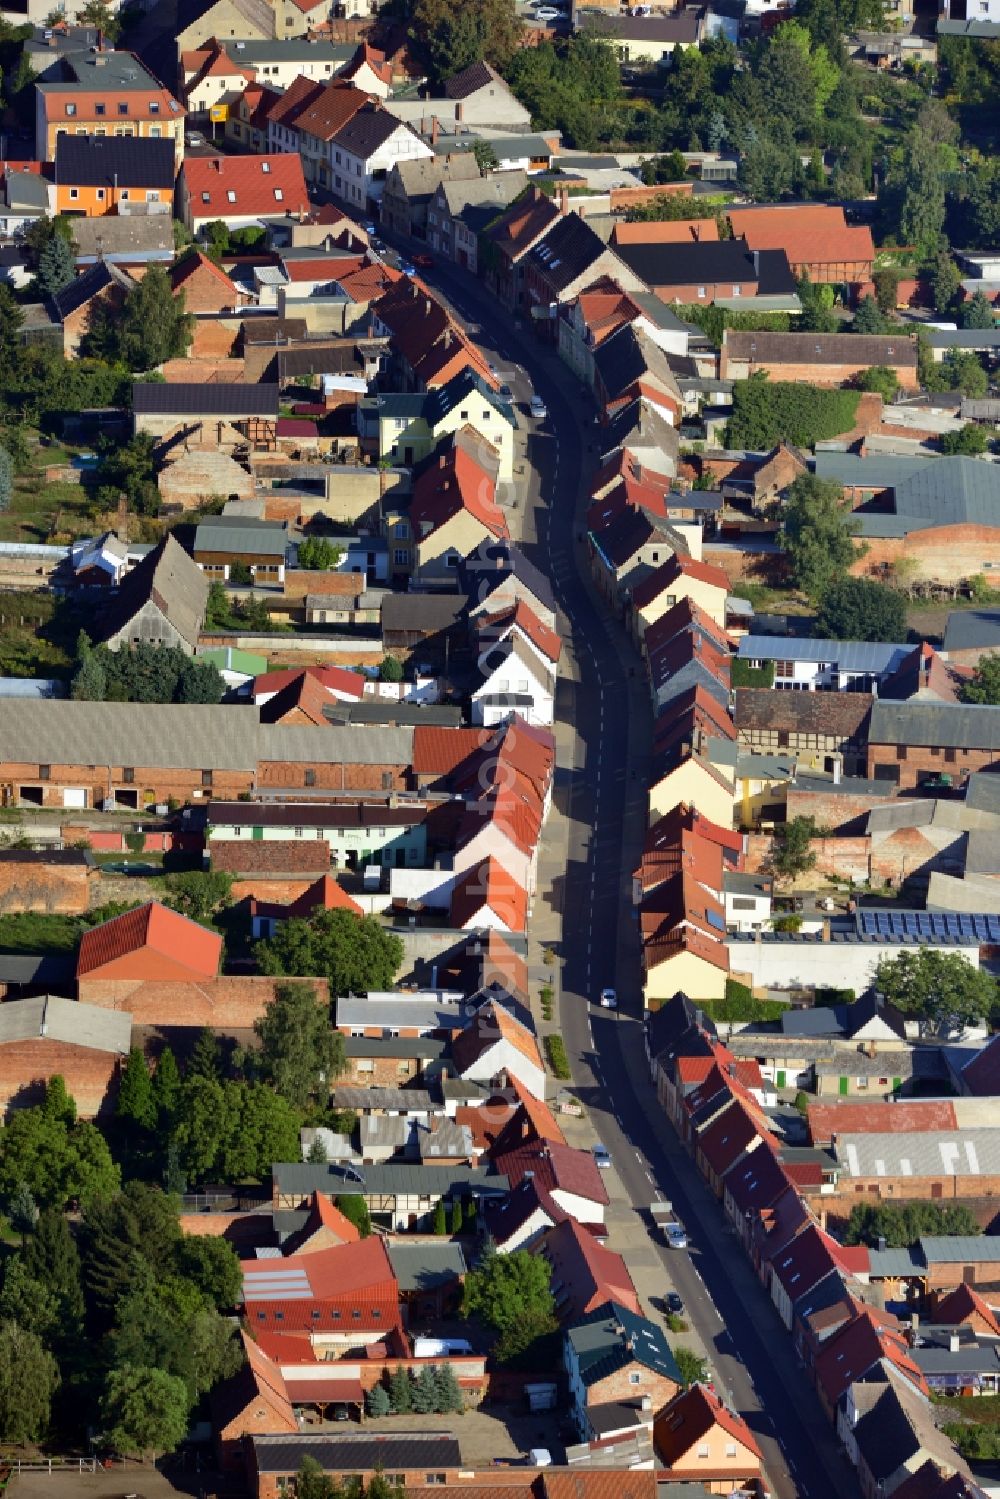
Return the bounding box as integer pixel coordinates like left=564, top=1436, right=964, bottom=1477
left=462, top=1245, right=557, bottom=1362
left=257, top=909, right=403, bottom=997
left=0, top=1321, right=59, bottom=1443
left=874, top=949, right=997, bottom=1035
left=252, top=981, right=344, bottom=1111
left=100, top=1364, right=190, bottom=1459
left=779, top=473, right=862, bottom=599
left=961, top=654, right=1000, bottom=705
left=817, top=577, right=907, bottom=641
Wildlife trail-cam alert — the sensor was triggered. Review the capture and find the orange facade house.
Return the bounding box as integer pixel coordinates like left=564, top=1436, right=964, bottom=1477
left=54, top=134, right=176, bottom=218
left=35, top=48, right=184, bottom=168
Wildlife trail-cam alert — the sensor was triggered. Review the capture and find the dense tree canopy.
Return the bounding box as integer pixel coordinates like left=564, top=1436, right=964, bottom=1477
left=817, top=579, right=908, bottom=642
left=961, top=654, right=1000, bottom=705
left=411, top=0, right=519, bottom=83
left=779, top=474, right=862, bottom=600
left=0, top=1078, right=120, bottom=1208
left=85, top=265, right=193, bottom=372
left=251, top=981, right=345, bottom=1111
left=463, top=1245, right=558, bottom=1362
left=256, top=909, right=404, bottom=997
left=72, top=639, right=223, bottom=705
left=725, top=375, right=860, bottom=450
left=844, top=1200, right=982, bottom=1247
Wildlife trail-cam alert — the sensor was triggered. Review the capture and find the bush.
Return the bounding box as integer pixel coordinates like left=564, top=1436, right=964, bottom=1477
left=793, top=1091, right=811, bottom=1112
left=545, top=1035, right=571, bottom=1080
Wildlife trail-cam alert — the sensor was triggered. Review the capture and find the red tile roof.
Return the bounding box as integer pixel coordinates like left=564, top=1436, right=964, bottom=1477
left=807, top=1100, right=958, bottom=1146
left=412, top=725, right=488, bottom=777
left=727, top=204, right=875, bottom=270
left=631, top=552, right=730, bottom=611
left=259, top=670, right=338, bottom=726
left=240, top=1237, right=398, bottom=1332
left=487, top=186, right=560, bottom=262
left=450, top=858, right=528, bottom=932
left=697, top=1103, right=772, bottom=1180
left=410, top=440, right=507, bottom=541
left=654, top=1383, right=762, bottom=1468
left=961, top=1034, right=1000, bottom=1096
left=612, top=218, right=720, bottom=247
left=77, top=900, right=222, bottom=980
left=169, top=249, right=239, bottom=301
left=814, top=1304, right=925, bottom=1407
left=534, top=1217, right=641, bottom=1321
left=283, top=255, right=365, bottom=283
left=252, top=875, right=363, bottom=926
left=253, top=665, right=365, bottom=702
left=724, top=1145, right=793, bottom=1216
left=476, top=600, right=562, bottom=664
left=641, top=597, right=732, bottom=663
left=495, top=1140, right=610, bottom=1207
left=278, top=77, right=369, bottom=141
left=182, top=153, right=308, bottom=219
left=933, top=1283, right=1000, bottom=1336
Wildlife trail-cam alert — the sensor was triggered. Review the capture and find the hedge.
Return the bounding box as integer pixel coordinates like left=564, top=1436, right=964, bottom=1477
left=725, top=377, right=861, bottom=449
left=545, top=1034, right=571, bottom=1080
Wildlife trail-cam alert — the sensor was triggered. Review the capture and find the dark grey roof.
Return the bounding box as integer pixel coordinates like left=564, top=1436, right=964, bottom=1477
left=52, top=259, right=132, bottom=320
left=936, top=17, right=1000, bottom=36
left=206, top=800, right=425, bottom=829
left=528, top=211, right=618, bottom=294
left=95, top=533, right=208, bottom=650
left=332, top=106, right=404, bottom=159
left=250, top=1433, right=463, bottom=1473
left=582, top=9, right=701, bottom=39
left=0, top=954, right=75, bottom=985
left=615, top=238, right=795, bottom=294
left=272, top=1161, right=507, bottom=1197
left=943, top=609, right=1000, bottom=653
left=869, top=700, right=1000, bottom=752
left=132, top=382, right=280, bottom=417
left=443, top=59, right=499, bottom=98
left=460, top=539, right=556, bottom=614
left=779, top=1006, right=842, bottom=1038
left=966, top=773, right=1000, bottom=815
left=568, top=1301, right=683, bottom=1387
left=343, top=1036, right=448, bottom=1058
left=325, top=702, right=463, bottom=728
left=381, top=594, right=466, bottom=632
left=0, top=848, right=92, bottom=867
left=55, top=134, right=176, bottom=190
left=423, top=368, right=513, bottom=428
left=386, top=1241, right=468, bottom=1290
left=72, top=215, right=174, bottom=261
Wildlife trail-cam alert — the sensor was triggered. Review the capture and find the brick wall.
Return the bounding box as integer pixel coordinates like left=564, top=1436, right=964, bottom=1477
left=866, top=741, right=1000, bottom=790
left=720, top=355, right=918, bottom=391
left=806, top=1177, right=1000, bottom=1216
left=188, top=321, right=241, bottom=358
left=849, top=523, right=1000, bottom=587
left=258, top=760, right=410, bottom=794
left=231, top=877, right=315, bottom=905
left=0, top=761, right=252, bottom=808
left=702, top=544, right=789, bottom=587
left=0, top=1039, right=120, bottom=1118
left=744, top=832, right=871, bottom=883
left=78, top=974, right=328, bottom=1031
left=343, top=1052, right=441, bottom=1086
left=0, top=859, right=94, bottom=914
left=609, top=182, right=693, bottom=211
left=785, top=786, right=892, bottom=832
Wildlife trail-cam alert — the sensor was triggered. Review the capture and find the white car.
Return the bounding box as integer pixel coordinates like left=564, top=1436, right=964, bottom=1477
left=533, top=6, right=564, bottom=18
left=599, top=988, right=617, bottom=1009
left=665, top=1222, right=689, bottom=1249
left=529, top=394, right=548, bottom=419
left=592, top=1143, right=612, bottom=1170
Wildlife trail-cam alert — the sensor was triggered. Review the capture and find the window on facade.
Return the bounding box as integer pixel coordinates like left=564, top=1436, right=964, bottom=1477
left=118, top=102, right=128, bottom=115
left=149, top=125, right=161, bottom=138
left=945, top=747, right=956, bottom=764
left=123, top=768, right=135, bottom=784
left=69, top=187, right=79, bottom=199
left=274, top=188, right=283, bottom=201
left=426, top=1477, right=446, bottom=1486
left=95, top=102, right=105, bottom=115
left=896, top=744, right=906, bottom=761
left=697, top=1446, right=710, bottom=1459
left=352, top=1309, right=361, bottom=1320
left=149, top=100, right=160, bottom=112
left=121, top=190, right=130, bottom=200
left=725, top=1445, right=738, bottom=1459
left=382, top=773, right=393, bottom=790
left=227, top=190, right=237, bottom=203
left=39, top=765, right=50, bottom=781
left=304, top=769, right=316, bottom=786
left=202, top=770, right=213, bottom=788
left=629, top=1373, right=641, bottom=1385
left=66, top=102, right=77, bottom=116
left=202, top=192, right=211, bottom=203
left=394, top=548, right=408, bottom=565
left=96, top=188, right=105, bottom=200
left=777, top=730, right=789, bottom=748
left=775, top=660, right=794, bottom=678
left=697, top=286, right=706, bottom=298
left=262, top=160, right=270, bottom=172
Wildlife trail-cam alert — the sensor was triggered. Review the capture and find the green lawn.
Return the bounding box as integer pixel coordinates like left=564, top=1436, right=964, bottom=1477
left=0, top=472, right=97, bottom=546
left=0, top=912, right=83, bottom=954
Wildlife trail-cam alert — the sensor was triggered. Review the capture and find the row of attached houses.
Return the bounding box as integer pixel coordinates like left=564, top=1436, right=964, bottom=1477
left=644, top=993, right=989, bottom=1499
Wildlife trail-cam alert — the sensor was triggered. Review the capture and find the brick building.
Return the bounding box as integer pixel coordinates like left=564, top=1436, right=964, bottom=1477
left=612, top=238, right=796, bottom=305
left=0, top=994, right=131, bottom=1118
left=0, top=849, right=96, bottom=914
left=249, top=1433, right=462, bottom=1499
left=734, top=689, right=873, bottom=776
left=866, top=701, right=1000, bottom=789
left=210, top=840, right=332, bottom=878
left=720, top=331, right=918, bottom=390
left=0, top=701, right=415, bottom=809
left=565, top=1301, right=683, bottom=1439
left=726, top=205, right=876, bottom=285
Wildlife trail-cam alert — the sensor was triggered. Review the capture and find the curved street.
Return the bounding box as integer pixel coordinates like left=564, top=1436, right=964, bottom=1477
left=399, top=254, right=862, bottom=1499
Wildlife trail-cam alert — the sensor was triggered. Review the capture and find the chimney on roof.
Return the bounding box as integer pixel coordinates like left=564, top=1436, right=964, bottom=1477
left=558, top=187, right=568, bottom=215
left=822, top=918, right=831, bottom=942
left=950, top=1333, right=960, bottom=1354
left=455, top=101, right=463, bottom=123
left=877, top=1235, right=886, bottom=1252
left=431, top=114, right=439, bottom=145
left=424, top=297, right=431, bottom=315
left=439, top=452, right=447, bottom=469
left=752, top=250, right=760, bottom=277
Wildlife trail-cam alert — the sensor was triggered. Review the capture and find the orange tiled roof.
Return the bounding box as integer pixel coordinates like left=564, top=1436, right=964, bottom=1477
left=450, top=859, right=528, bottom=932
left=410, top=440, right=507, bottom=540
left=727, top=204, right=875, bottom=268
left=655, top=1382, right=763, bottom=1467
left=77, top=900, right=222, bottom=979
left=612, top=218, right=720, bottom=246
left=182, top=154, right=308, bottom=218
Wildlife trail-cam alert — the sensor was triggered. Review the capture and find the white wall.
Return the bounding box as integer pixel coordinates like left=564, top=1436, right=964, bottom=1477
left=729, top=939, right=980, bottom=993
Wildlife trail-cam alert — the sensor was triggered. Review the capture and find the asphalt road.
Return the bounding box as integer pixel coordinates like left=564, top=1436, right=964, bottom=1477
left=387, top=247, right=860, bottom=1499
